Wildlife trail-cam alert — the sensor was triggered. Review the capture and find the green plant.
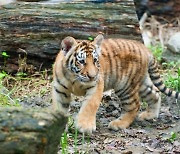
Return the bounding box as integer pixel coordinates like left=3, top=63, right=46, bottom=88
left=2, top=51, right=10, bottom=58
left=60, top=117, right=92, bottom=153
left=0, top=71, right=7, bottom=80
left=74, top=128, right=78, bottom=154
left=60, top=132, right=69, bottom=154
left=148, top=45, right=163, bottom=62
left=16, top=72, right=27, bottom=77
left=0, top=71, right=20, bottom=107
left=164, top=68, right=180, bottom=91
left=168, top=132, right=177, bottom=143
left=0, top=86, right=20, bottom=107
left=88, top=36, right=94, bottom=41
left=162, top=61, right=180, bottom=69
left=1, top=51, right=10, bottom=67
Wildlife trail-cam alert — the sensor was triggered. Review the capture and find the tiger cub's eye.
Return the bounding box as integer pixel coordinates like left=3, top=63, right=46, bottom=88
left=94, top=58, right=98, bottom=63
left=79, top=59, right=85, bottom=64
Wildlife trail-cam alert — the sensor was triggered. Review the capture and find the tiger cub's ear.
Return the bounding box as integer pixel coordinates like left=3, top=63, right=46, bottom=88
left=93, top=34, right=104, bottom=46
left=93, top=34, right=104, bottom=54
left=61, top=36, right=77, bottom=56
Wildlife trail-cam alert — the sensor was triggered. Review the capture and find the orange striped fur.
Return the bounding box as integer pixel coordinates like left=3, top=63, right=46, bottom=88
left=52, top=34, right=179, bottom=134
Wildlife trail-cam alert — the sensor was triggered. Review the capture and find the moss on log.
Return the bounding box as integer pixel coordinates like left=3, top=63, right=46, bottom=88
left=0, top=107, right=68, bottom=154
left=0, top=0, right=141, bottom=71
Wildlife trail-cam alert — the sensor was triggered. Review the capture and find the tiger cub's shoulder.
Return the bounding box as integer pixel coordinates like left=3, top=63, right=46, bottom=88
left=100, top=38, right=152, bottom=57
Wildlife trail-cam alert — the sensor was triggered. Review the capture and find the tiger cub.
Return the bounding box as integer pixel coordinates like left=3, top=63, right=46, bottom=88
left=52, top=34, right=179, bottom=134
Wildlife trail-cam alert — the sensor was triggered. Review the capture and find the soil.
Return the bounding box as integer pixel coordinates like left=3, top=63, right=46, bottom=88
left=70, top=92, right=180, bottom=154
left=20, top=90, right=180, bottom=154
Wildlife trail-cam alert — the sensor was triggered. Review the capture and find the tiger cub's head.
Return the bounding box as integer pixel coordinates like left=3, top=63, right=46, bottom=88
left=61, top=34, right=104, bottom=82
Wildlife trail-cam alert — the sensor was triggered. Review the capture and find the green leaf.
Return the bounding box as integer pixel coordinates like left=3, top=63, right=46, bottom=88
left=16, top=72, right=27, bottom=77
left=88, top=36, right=94, bottom=41
left=2, top=51, right=10, bottom=58
left=168, top=132, right=177, bottom=143
left=0, top=71, right=7, bottom=79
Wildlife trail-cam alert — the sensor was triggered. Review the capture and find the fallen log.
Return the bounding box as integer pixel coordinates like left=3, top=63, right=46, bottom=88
left=0, top=107, right=68, bottom=154
left=0, top=0, right=141, bottom=72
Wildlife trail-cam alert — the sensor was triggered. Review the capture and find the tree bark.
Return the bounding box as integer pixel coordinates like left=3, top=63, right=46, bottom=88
left=0, top=107, right=67, bottom=154
left=0, top=0, right=141, bottom=71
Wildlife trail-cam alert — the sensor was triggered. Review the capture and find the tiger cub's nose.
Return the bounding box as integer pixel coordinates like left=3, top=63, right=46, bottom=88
left=87, top=74, right=96, bottom=81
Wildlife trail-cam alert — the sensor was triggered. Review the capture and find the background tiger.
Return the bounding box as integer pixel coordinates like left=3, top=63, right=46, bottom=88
left=52, top=34, right=179, bottom=134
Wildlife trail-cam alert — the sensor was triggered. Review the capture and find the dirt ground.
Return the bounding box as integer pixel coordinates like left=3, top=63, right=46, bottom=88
left=66, top=91, right=180, bottom=154
left=20, top=89, right=180, bottom=154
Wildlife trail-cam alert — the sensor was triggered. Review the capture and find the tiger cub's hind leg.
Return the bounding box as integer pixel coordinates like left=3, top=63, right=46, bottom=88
left=138, top=81, right=161, bottom=121
left=108, top=92, right=140, bottom=130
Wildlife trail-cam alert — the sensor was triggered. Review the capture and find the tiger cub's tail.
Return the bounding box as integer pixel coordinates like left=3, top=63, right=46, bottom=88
left=148, top=57, right=180, bottom=99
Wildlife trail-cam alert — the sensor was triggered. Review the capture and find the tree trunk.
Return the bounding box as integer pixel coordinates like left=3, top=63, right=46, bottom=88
left=0, top=0, right=141, bottom=72
left=0, top=107, right=67, bottom=154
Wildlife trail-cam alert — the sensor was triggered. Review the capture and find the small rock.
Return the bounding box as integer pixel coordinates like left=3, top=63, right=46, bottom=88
left=167, top=32, right=180, bottom=54
left=162, top=32, right=180, bottom=63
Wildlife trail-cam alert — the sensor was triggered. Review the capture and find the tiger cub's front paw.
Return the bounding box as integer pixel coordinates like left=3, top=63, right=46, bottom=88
left=76, top=114, right=96, bottom=134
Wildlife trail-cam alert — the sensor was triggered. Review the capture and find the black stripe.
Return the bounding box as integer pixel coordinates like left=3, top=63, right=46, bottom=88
left=122, top=99, right=135, bottom=105
left=60, top=83, right=68, bottom=90
left=103, top=44, right=109, bottom=87
left=115, top=88, right=123, bottom=95
left=114, top=40, right=123, bottom=88
left=54, top=87, right=68, bottom=98
left=150, top=75, right=160, bottom=80
left=126, top=41, right=132, bottom=52
left=114, top=40, right=122, bottom=51
left=85, top=86, right=95, bottom=91
left=139, top=85, right=152, bottom=95
left=149, top=60, right=156, bottom=68
left=124, top=100, right=139, bottom=112
left=114, top=55, right=118, bottom=85
left=121, top=90, right=137, bottom=102
left=142, top=88, right=152, bottom=98
left=167, top=90, right=172, bottom=97
left=154, top=81, right=163, bottom=87
left=120, top=40, right=125, bottom=51
left=120, top=70, right=139, bottom=97
left=115, top=65, right=134, bottom=96
left=55, top=72, right=68, bottom=90
left=70, top=59, right=73, bottom=66
left=108, top=52, right=112, bottom=75
left=150, top=69, right=159, bottom=74
left=116, top=81, right=130, bottom=96
left=114, top=40, right=122, bottom=84
left=161, top=86, right=167, bottom=93
left=149, top=58, right=156, bottom=66
left=116, top=78, right=130, bottom=96
left=109, top=40, right=117, bottom=87
left=56, top=78, right=68, bottom=90
left=175, top=92, right=179, bottom=99
left=149, top=66, right=157, bottom=72
left=65, top=53, right=72, bottom=67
